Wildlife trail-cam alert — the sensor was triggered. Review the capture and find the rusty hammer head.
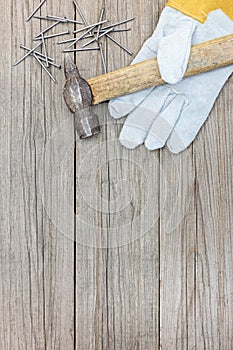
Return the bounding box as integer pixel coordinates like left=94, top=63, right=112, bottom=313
left=63, top=54, right=100, bottom=139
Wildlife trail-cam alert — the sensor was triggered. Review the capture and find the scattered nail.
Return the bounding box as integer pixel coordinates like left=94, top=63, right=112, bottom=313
left=33, top=54, right=58, bottom=83
left=63, top=47, right=100, bottom=52
left=106, top=33, right=133, bottom=55
left=35, top=20, right=60, bottom=39
left=41, top=34, right=49, bottom=67
left=99, top=42, right=107, bottom=73
left=57, top=37, right=78, bottom=45
left=34, top=15, right=66, bottom=22
left=20, top=44, right=54, bottom=61
left=35, top=31, right=70, bottom=40
left=13, top=42, right=43, bottom=66
left=26, top=0, right=46, bottom=22
left=68, top=26, right=96, bottom=48
left=101, top=17, right=135, bottom=31
left=34, top=54, right=61, bottom=68
left=73, top=0, right=88, bottom=26
left=73, top=20, right=108, bottom=34
left=82, top=28, right=113, bottom=48
left=96, top=8, right=105, bottom=42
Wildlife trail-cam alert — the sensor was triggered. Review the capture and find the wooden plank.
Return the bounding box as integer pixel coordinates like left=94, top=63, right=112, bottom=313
left=194, top=78, right=233, bottom=349
left=159, top=150, right=196, bottom=349
left=0, top=1, right=12, bottom=348
left=0, top=0, right=74, bottom=348
left=1, top=0, right=233, bottom=348
left=75, top=0, right=161, bottom=348
left=89, top=34, right=233, bottom=104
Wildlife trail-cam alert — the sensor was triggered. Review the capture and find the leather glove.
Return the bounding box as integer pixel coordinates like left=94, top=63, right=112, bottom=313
left=108, top=7, right=233, bottom=153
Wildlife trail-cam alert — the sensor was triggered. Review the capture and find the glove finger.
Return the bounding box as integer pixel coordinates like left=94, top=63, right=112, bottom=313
left=145, top=93, right=186, bottom=150
left=109, top=88, right=154, bottom=120
left=157, top=21, right=196, bottom=84
left=119, top=87, right=171, bottom=149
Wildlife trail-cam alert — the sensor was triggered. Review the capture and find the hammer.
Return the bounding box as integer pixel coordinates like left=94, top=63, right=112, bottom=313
left=63, top=34, right=233, bottom=139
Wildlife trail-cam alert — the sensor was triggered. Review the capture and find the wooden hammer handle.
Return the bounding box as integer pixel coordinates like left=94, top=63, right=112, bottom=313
left=87, top=34, right=233, bottom=105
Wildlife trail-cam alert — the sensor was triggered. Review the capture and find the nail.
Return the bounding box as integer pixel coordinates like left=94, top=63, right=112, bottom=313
left=13, top=42, right=43, bottom=66
left=63, top=47, right=100, bottom=52
left=20, top=46, right=60, bottom=68
left=41, top=34, right=49, bottom=67
left=68, top=26, right=96, bottom=48
left=73, top=0, right=88, bottom=26
left=73, top=20, right=107, bottom=34
left=66, top=19, right=84, bottom=24
left=34, top=15, right=67, bottom=22
left=20, top=44, right=54, bottom=61
left=101, top=17, right=135, bottom=30
left=33, top=54, right=58, bottom=83
left=96, top=8, right=105, bottom=42
left=103, top=28, right=131, bottom=33
left=35, top=31, right=70, bottom=40
left=34, top=54, right=61, bottom=68
left=99, top=43, right=107, bottom=73
left=106, top=34, right=133, bottom=55
left=35, top=20, right=60, bottom=38
left=46, top=15, right=67, bottom=21
left=34, top=15, right=84, bottom=24
left=82, top=28, right=113, bottom=48
left=26, top=0, right=46, bottom=22
left=57, top=37, right=78, bottom=45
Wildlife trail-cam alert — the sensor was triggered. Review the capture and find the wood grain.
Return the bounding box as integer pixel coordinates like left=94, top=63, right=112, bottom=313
left=0, top=0, right=74, bottom=349
left=1, top=0, right=233, bottom=349
left=88, top=34, right=233, bottom=104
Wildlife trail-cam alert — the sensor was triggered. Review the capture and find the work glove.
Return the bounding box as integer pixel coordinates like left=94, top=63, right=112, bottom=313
left=108, top=8, right=233, bottom=154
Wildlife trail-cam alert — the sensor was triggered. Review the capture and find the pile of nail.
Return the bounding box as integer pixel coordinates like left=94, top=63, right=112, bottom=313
left=14, top=0, right=135, bottom=83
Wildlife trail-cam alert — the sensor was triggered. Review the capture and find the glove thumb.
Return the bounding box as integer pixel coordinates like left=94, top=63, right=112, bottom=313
left=157, top=21, right=196, bottom=84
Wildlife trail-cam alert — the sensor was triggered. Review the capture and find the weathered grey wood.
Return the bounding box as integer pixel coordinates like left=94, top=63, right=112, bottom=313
left=1, top=0, right=233, bottom=349
left=0, top=1, right=74, bottom=349
left=159, top=150, right=197, bottom=349
left=75, top=1, right=160, bottom=349
left=194, top=79, right=233, bottom=349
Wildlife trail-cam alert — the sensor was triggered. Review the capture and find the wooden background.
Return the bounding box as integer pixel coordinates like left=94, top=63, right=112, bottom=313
left=1, top=0, right=233, bottom=349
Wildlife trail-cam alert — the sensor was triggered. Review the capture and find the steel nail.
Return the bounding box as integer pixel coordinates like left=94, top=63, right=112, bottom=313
left=101, top=17, right=135, bottom=31
left=41, top=34, right=49, bottom=67
left=20, top=44, right=54, bottom=61
left=66, top=18, right=84, bottom=24
left=96, top=8, right=105, bottom=42
left=68, top=26, right=96, bottom=48
left=106, top=34, right=133, bottom=55
left=73, top=20, right=108, bottom=34
left=26, top=0, right=46, bottom=22
left=34, top=15, right=83, bottom=24
left=99, top=42, right=107, bottom=73
left=103, top=28, right=131, bottom=33
left=35, top=31, right=70, bottom=40
left=63, top=47, right=100, bottom=52
left=13, top=42, right=43, bottom=66
left=34, top=15, right=67, bottom=22
left=33, top=54, right=61, bottom=68
left=46, top=15, right=67, bottom=21
left=33, top=54, right=58, bottom=83
left=82, top=28, right=113, bottom=48
left=72, top=0, right=88, bottom=26
left=35, top=20, right=60, bottom=38
left=57, top=37, right=78, bottom=45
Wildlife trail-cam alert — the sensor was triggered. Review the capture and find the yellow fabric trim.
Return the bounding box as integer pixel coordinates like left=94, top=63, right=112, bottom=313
left=167, top=0, right=233, bottom=22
